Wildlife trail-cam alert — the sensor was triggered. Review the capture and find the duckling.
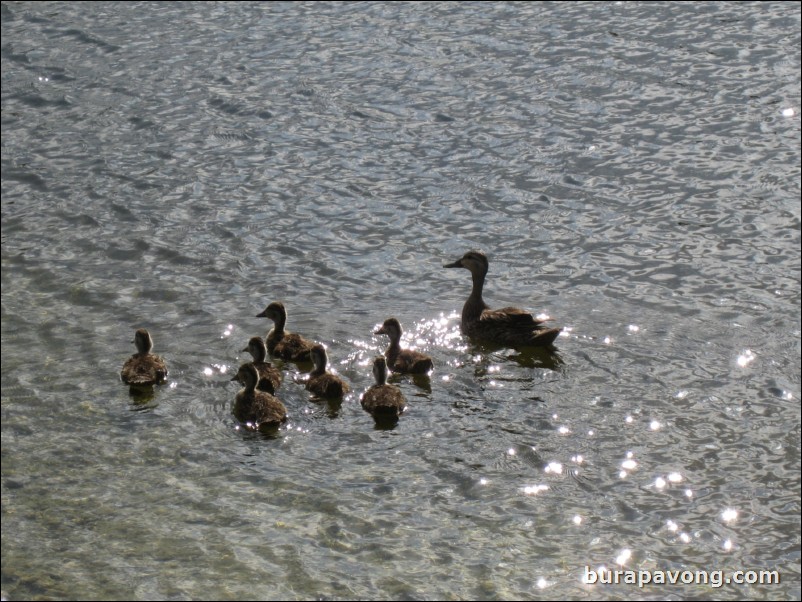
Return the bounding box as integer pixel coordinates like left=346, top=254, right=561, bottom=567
left=444, top=250, right=562, bottom=347
left=306, top=344, right=351, bottom=398
left=374, top=317, right=433, bottom=374
left=361, top=357, right=406, bottom=421
left=255, top=301, right=315, bottom=362
left=120, top=328, right=168, bottom=386
left=240, top=336, right=282, bottom=394
left=231, top=363, right=287, bottom=429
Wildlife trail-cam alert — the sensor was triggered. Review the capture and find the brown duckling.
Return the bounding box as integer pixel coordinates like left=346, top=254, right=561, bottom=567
left=255, top=301, right=315, bottom=362
left=231, top=363, right=287, bottom=429
left=361, top=357, right=406, bottom=421
left=240, top=336, right=282, bottom=394
left=306, top=344, right=351, bottom=398
left=120, top=328, right=168, bottom=386
left=374, top=317, right=433, bottom=374
left=444, top=250, right=562, bottom=347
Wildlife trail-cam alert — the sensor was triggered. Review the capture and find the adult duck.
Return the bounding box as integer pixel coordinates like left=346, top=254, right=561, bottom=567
left=255, top=301, right=315, bottom=362
left=443, top=250, right=561, bottom=347
left=374, top=317, right=433, bottom=374
left=120, top=328, right=168, bottom=386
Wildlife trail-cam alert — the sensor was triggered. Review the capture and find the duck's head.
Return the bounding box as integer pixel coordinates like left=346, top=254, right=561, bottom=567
left=242, top=336, right=267, bottom=361
left=372, top=356, right=389, bottom=386
left=256, top=301, right=286, bottom=322
left=310, top=343, right=329, bottom=371
left=231, top=362, right=259, bottom=388
left=133, top=328, right=154, bottom=354
left=374, top=317, right=402, bottom=341
left=444, top=250, right=489, bottom=276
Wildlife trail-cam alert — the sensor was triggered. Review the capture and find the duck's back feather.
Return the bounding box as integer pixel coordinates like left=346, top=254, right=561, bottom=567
left=307, top=373, right=350, bottom=398
left=270, top=332, right=314, bottom=362
left=388, top=349, right=433, bottom=374
left=121, top=354, right=167, bottom=386
left=234, top=390, right=287, bottom=428
left=252, top=361, right=282, bottom=393
left=361, top=384, right=405, bottom=418
left=463, top=308, right=561, bottom=347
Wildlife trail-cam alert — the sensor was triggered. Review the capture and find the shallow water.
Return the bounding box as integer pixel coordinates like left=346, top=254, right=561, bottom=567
left=2, top=2, right=800, bottom=600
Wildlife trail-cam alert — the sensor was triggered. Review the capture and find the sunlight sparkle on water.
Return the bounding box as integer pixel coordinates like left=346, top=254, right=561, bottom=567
left=558, top=426, right=571, bottom=434
left=616, top=549, right=632, bottom=566
left=416, top=313, right=464, bottom=349
left=603, top=336, right=612, bottom=345
left=536, top=577, right=549, bottom=589
left=723, top=539, right=733, bottom=551
left=655, top=477, right=667, bottom=489
left=222, top=324, right=234, bottom=337
left=722, top=508, right=738, bottom=522
left=620, top=452, right=637, bottom=477
left=668, top=472, right=682, bottom=483
left=522, top=484, right=549, bottom=495
left=650, top=420, right=662, bottom=430
left=628, top=324, right=639, bottom=333
left=782, top=107, right=795, bottom=117
left=204, top=364, right=227, bottom=377
left=545, top=462, right=563, bottom=474
left=573, top=515, right=582, bottom=525
left=737, top=349, right=755, bottom=367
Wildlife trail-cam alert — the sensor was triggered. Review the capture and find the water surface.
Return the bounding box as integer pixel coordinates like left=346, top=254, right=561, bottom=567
left=2, top=2, right=800, bottom=600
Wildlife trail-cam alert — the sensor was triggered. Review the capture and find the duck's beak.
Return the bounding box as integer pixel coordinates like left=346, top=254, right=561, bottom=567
left=241, top=346, right=249, bottom=353
left=230, top=374, right=240, bottom=382
left=443, top=258, right=463, bottom=268
left=374, top=326, right=387, bottom=335
left=255, top=308, right=269, bottom=318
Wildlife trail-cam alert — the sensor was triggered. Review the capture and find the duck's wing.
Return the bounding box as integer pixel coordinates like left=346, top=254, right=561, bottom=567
left=253, top=393, right=287, bottom=425
left=254, top=362, right=282, bottom=393
left=361, top=386, right=405, bottom=415
left=527, top=327, right=562, bottom=346
left=276, top=333, right=315, bottom=361
left=309, top=374, right=350, bottom=398
left=481, top=306, right=550, bottom=328
left=393, top=350, right=434, bottom=374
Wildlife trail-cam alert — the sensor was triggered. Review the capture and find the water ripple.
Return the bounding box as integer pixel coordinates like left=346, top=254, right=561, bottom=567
left=2, top=2, right=799, bottom=600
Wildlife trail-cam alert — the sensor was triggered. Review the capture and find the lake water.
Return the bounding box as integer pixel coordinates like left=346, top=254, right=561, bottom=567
left=2, top=2, right=800, bottom=600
